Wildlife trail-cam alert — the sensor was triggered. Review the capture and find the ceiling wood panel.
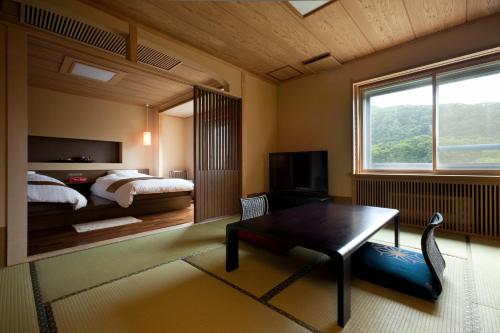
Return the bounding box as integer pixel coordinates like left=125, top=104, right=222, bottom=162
left=340, top=0, right=415, bottom=50
left=28, top=37, right=219, bottom=107
left=87, top=0, right=373, bottom=76
left=297, top=1, right=375, bottom=62
left=114, top=0, right=282, bottom=75
left=85, top=0, right=500, bottom=82
left=467, top=0, right=500, bottom=20
left=404, top=0, right=466, bottom=37
left=218, top=2, right=329, bottom=72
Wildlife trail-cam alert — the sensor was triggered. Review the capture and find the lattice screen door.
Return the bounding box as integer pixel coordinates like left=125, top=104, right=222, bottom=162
left=193, top=86, right=242, bottom=222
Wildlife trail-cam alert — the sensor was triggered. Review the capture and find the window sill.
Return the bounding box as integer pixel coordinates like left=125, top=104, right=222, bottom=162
left=352, top=172, right=500, bottom=183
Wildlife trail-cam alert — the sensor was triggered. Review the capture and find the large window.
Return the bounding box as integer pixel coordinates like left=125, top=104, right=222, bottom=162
left=363, top=78, right=433, bottom=170
left=355, top=55, right=500, bottom=174
left=436, top=62, right=500, bottom=170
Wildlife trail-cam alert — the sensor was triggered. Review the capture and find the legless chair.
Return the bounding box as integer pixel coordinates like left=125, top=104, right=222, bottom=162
left=352, top=213, right=445, bottom=300
left=240, top=195, right=269, bottom=221
left=238, top=195, right=292, bottom=253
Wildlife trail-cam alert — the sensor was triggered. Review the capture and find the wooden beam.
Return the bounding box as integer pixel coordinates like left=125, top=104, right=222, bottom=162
left=0, top=18, right=230, bottom=93
left=0, top=23, right=6, bottom=267
left=6, top=25, right=28, bottom=265
left=127, top=23, right=137, bottom=62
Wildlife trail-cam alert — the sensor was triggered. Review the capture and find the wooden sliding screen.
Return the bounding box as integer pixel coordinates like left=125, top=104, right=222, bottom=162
left=194, top=86, right=242, bottom=223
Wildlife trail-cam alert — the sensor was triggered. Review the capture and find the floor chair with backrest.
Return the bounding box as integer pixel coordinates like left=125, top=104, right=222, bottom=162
left=352, top=213, right=445, bottom=300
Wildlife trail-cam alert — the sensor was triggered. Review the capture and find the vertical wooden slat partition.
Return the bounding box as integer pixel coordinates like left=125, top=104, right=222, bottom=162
left=352, top=174, right=500, bottom=238
left=194, top=86, right=242, bottom=223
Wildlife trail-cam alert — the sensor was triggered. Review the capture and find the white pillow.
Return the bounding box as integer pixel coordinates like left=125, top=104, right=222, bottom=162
left=107, top=169, right=141, bottom=176
left=27, top=171, right=36, bottom=175
left=28, top=173, right=65, bottom=184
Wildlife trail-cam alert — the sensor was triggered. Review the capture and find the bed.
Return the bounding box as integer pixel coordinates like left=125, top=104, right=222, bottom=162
left=28, top=169, right=194, bottom=232
left=90, top=169, right=194, bottom=208
left=28, top=172, right=87, bottom=209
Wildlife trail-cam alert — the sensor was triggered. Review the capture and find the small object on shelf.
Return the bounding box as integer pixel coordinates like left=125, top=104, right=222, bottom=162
left=67, top=176, right=88, bottom=184
left=53, top=156, right=95, bottom=163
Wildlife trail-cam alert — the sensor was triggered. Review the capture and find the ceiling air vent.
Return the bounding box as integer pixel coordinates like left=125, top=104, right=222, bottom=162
left=21, top=4, right=126, bottom=57
left=267, top=65, right=302, bottom=81
left=137, top=44, right=182, bottom=71
left=303, top=53, right=341, bottom=73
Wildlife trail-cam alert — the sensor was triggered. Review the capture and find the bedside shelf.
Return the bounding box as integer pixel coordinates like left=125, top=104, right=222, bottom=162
left=65, top=182, right=93, bottom=195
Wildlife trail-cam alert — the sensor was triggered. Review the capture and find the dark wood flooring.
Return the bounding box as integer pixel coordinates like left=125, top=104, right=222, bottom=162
left=28, top=204, right=194, bottom=256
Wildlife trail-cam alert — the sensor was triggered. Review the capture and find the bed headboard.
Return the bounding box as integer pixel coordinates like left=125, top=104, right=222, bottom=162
left=33, top=169, right=150, bottom=183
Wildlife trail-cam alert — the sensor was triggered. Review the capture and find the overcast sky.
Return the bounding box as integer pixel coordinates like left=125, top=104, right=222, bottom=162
left=370, top=72, right=500, bottom=108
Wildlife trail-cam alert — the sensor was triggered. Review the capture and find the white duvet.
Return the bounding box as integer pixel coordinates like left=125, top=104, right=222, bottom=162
left=90, top=173, right=194, bottom=208
left=28, top=173, right=88, bottom=210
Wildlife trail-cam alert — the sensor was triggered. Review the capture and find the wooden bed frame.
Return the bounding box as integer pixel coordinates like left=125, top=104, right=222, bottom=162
left=28, top=169, right=193, bottom=231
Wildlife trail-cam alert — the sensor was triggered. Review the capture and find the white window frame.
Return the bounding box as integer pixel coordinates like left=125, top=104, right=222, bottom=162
left=353, top=46, right=500, bottom=175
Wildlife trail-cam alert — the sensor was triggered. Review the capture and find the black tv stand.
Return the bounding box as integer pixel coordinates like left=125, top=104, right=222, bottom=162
left=267, top=191, right=331, bottom=212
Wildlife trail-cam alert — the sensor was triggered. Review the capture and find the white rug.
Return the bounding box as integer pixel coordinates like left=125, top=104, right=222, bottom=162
left=73, top=216, right=142, bottom=233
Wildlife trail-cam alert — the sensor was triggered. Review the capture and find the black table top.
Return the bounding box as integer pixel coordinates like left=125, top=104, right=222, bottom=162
left=229, top=202, right=399, bottom=258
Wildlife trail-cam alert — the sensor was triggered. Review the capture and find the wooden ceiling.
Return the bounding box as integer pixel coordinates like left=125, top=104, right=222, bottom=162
left=87, top=0, right=500, bottom=81
left=28, top=36, right=219, bottom=106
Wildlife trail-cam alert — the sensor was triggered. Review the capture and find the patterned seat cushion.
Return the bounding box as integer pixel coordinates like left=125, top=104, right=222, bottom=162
left=352, top=242, right=441, bottom=300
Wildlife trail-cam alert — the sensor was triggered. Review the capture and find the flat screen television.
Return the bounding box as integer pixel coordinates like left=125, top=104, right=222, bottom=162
left=269, top=151, right=328, bottom=194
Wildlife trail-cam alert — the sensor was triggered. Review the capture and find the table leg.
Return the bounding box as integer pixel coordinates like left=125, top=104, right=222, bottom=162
left=226, top=226, right=239, bottom=272
left=337, top=256, right=351, bottom=327
left=394, top=214, right=400, bottom=248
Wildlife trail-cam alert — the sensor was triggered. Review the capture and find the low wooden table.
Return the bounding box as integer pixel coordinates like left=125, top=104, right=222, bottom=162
left=226, top=202, right=399, bottom=327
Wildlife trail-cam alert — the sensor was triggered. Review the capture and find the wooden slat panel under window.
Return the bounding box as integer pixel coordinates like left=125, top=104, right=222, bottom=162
left=352, top=175, right=500, bottom=238
left=194, top=87, right=241, bottom=222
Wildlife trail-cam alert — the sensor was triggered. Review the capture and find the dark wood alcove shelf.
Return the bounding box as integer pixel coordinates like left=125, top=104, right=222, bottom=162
left=28, top=136, right=122, bottom=163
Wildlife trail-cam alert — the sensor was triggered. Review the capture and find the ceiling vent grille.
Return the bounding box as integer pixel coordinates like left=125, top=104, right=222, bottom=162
left=21, top=4, right=127, bottom=56
left=267, top=65, right=302, bottom=81
left=137, top=44, right=182, bottom=71
left=303, top=53, right=341, bottom=73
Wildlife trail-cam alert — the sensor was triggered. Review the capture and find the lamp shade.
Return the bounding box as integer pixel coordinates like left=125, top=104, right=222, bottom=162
left=143, top=131, right=152, bottom=146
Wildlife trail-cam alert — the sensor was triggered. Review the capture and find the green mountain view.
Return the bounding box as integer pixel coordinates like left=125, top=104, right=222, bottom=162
left=370, top=102, right=500, bottom=165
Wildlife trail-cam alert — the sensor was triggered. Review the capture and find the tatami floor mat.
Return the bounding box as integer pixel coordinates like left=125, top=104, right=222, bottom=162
left=470, top=237, right=500, bottom=310
left=478, top=304, right=500, bottom=333
left=270, top=256, right=466, bottom=333
left=0, top=264, right=39, bottom=333
left=370, top=225, right=467, bottom=258
left=51, top=260, right=309, bottom=333
left=186, top=243, right=328, bottom=297
left=36, top=217, right=237, bottom=302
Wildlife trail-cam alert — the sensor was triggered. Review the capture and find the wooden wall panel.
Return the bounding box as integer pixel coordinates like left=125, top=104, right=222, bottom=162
left=0, top=227, right=5, bottom=268
left=0, top=24, right=5, bottom=267
left=0, top=23, right=6, bottom=234
left=467, top=0, right=500, bottom=20
left=194, top=87, right=241, bottom=222
left=353, top=174, right=500, bottom=238
left=6, top=27, right=28, bottom=265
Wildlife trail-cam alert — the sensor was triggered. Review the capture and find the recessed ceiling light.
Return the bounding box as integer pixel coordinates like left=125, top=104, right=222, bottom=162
left=288, top=0, right=332, bottom=17
left=59, top=56, right=126, bottom=84
left=70, top=62, right=117, bottom=82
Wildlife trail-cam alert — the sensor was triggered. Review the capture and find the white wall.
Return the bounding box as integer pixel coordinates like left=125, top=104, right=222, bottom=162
left=184, top=116, right=194, bottom=179
left=244, top=74, right=278, bottom=194
left=278, top=14, right=500, bottom=198
left=28, top=87, right=156, bottom=173
left=159, top=114, right=193, bottom=179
